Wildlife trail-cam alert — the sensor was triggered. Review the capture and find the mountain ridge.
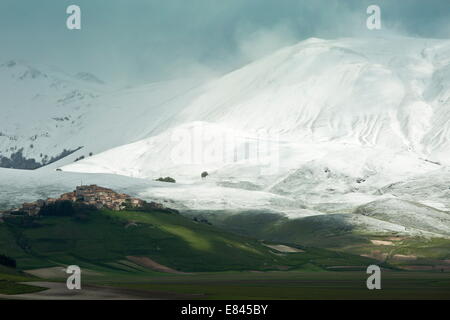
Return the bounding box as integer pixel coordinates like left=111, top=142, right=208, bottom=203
left=63, top=37, right=450, bottom=181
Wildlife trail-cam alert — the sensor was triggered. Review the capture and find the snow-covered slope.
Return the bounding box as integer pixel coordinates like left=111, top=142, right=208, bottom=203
left=64, top=37, right=450, bottom=181
left=175, top=38, right=450, bottom=156
left=0, top=60, right=100, bottom=168
left=0, top=60, right=203, bottom=168
left=3, top=37, right=450, bottom=239
left=354, top=198, right=450, bottom=236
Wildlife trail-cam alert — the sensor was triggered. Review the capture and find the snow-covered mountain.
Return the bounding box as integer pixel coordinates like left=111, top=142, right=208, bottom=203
left=2, top=36, right=450, bottom=238
left=63, top=37, right=450, bottom=181
left=0, top=60, right=98, bottom=168
left=0, top=60, right=202, bottom=169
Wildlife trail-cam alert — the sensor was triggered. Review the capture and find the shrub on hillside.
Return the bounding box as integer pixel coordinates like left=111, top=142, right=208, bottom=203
left=193, top=216, right=212, bottom=225
left=155, top=176, right=176, bottom=183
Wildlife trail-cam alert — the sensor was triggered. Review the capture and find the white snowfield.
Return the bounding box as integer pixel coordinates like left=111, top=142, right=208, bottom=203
left=1, top=37, right=450, bottom=238
left=0, top=59, right=203, bottom=165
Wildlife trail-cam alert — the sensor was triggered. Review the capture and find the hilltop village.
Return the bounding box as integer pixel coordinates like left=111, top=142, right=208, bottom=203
left=0, top=184, right=169, bottom=216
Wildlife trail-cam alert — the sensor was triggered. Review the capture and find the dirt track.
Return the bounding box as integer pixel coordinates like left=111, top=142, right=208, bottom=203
left=126, top=256, right=188, bottom=274
left=0, top=281, right=200, bottom=300
left=24, top=267, right=102, bottom=279
left=264, top=244, right=304, bottom=253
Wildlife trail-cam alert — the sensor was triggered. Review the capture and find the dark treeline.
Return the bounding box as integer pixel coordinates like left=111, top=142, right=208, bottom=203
left=39, top=200, right=75, bottom=216
left=0, top=254, right=17, bottom=268
left=39, top=201, right=97, bottom=218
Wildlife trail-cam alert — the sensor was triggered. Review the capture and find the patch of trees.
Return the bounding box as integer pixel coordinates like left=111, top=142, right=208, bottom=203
left=0, top=147, right=83, bottom=170
left=156, top=176, right=176, bottom=183
left=47, top=147, right=83, bottom=164
left=0, top=254, right=17, bottom=268
left=74, top=151, right=93, bottom=162
left=0, top=149, right=41, bottom=170
left=423, top=159, right=441, bottom=166
left=193, top=216, right=212, bottom=225
left=39, top=201, right=97, bottom=218
left=135, top=202, right=180, bottom=215
left=39, top=201, right=75, bottom=217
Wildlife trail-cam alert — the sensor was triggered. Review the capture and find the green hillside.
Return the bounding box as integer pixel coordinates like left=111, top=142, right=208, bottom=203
left=0, top=207, right=373, bottom=275
left=189, top=210, right=369, bottom=247
left=191, top=210, right=450, bottom=270
left=0, top=265, right=45, bottom=295
left=3, top=207, right=450, bottom=299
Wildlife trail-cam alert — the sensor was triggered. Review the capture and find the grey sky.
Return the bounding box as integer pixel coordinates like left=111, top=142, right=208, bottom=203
left=0, top=0, right=449, bottom=85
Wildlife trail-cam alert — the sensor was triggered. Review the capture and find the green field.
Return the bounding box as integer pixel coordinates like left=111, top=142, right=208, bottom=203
left=0, top=265, right=45, bottom=295
left=1, top=207, right=449, bottom=299
left=0, top=208, right=376, bottom=272
left=193, top=210, right=450, bottom=270
left=94, top=270, right=450, bottom=300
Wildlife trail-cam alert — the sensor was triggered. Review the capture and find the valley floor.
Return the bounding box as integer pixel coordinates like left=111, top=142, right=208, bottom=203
left=2, top=271, right=450, bottom=300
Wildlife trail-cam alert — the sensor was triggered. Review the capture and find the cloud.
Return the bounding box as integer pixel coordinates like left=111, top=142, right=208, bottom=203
left=0, top=0, right=448, bottom=85
left=234, top=22, right=298, bottom=62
